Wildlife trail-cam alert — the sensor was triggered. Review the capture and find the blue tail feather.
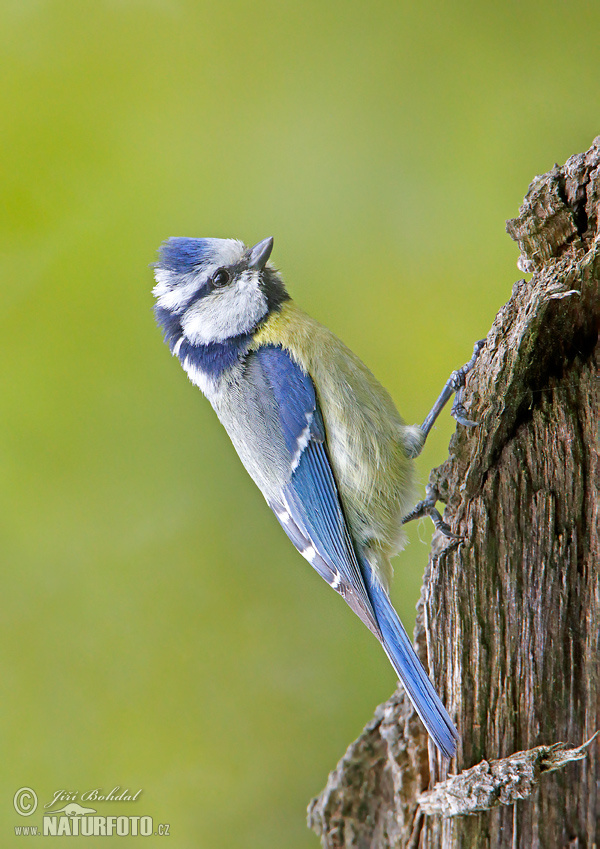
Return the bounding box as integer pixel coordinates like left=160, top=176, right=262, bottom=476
left=362, top=564, right=459, bottom=759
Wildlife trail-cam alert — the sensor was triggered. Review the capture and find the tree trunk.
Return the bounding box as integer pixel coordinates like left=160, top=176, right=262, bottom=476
left=308, top=138, right=600, bottom=848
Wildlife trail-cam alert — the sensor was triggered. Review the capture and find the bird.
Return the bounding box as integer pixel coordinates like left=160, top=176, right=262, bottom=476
left=152, top=235, right=482, bottom=759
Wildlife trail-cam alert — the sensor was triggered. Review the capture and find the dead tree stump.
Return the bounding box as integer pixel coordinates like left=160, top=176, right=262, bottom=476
left=308, top=138, right=600, bottom=848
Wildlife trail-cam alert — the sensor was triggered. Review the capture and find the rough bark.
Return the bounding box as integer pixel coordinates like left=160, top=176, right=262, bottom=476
left=308, top=138, right=600, bottom=848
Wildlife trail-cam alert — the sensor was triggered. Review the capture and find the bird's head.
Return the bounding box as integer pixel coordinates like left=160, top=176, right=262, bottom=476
left=152, top=236, right=288, bottom=348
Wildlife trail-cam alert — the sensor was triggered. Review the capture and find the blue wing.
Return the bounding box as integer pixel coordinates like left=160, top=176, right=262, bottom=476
left=251, top=345, right=380, bottom=636
left=250, top=344, right=458, bottom=758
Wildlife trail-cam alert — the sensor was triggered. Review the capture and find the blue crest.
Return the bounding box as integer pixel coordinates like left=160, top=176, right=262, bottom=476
left=157, top=237, right=220, bottom=274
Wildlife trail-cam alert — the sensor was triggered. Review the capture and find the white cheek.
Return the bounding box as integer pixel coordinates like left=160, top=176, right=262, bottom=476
left=181, top=272, right=268, bottom=344
left=152, top=269, right=201, bottom=311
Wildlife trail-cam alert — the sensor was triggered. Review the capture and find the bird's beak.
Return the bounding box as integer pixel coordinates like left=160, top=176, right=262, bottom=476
left=248, top=236, right=274, bottom=270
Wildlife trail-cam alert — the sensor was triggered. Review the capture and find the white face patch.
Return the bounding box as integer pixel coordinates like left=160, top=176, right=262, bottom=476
left=153, top=269, right=201, bottom=312
left=181, top=269, right=268, bottom=345
left=152, top=239, right=246, bottom=312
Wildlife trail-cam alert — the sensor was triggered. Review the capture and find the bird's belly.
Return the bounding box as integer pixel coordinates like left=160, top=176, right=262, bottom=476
left=320, top=396, right=417, bottom=559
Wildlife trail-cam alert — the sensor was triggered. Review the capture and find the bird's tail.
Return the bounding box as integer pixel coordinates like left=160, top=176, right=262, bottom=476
left=362, top=564, right=459, bottom=759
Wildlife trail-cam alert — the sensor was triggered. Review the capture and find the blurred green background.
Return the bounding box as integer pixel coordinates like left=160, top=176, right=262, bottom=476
left=1, top=1, right=598, bottom=845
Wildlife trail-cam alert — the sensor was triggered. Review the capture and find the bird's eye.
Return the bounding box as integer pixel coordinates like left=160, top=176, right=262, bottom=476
left=211, top=268, right=231, bottom=288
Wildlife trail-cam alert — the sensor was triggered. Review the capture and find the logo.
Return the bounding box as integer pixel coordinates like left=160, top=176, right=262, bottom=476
left=14, top=788, right=37, bottom=816
left=46, top=803, right=97, bottom=816
left=12, top=786, right=170, bottom=838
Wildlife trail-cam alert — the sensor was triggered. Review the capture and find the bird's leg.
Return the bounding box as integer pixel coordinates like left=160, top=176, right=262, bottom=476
left=419, top=338, right=486, bottom=442
left=402, top=484, right=456, bottom=537
left=402, top=338, right=485, bottom=535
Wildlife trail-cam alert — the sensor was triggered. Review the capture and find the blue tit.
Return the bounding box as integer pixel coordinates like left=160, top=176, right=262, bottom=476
left=153, top=235, right=480, bottom=759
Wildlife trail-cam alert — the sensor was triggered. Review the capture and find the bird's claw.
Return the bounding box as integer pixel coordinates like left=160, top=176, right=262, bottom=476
left=402, top=485, right=457, bottom=538
left=449, top=338, right=485, bottom=428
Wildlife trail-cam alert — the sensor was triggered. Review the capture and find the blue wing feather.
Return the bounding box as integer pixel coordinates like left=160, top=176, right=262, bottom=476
left=252, top=346, right=378, bottom=632
left=361, top=566, right=460, bottom=759
left=252, top=344, right=316, bottom=456
left=282, top=437, right=380, bottom=635
left=251, top=344, right=458, bottom=758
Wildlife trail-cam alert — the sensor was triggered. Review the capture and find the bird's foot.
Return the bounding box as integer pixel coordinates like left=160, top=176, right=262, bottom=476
left=449, top=338, right=486, bottom=427
left=401, top=484, right=456, bottom=538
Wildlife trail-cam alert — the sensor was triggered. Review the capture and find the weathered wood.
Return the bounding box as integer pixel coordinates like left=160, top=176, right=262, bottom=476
left=308, top=138, right=600, bottom=848
left=418, top=737, right=597, bottom=818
